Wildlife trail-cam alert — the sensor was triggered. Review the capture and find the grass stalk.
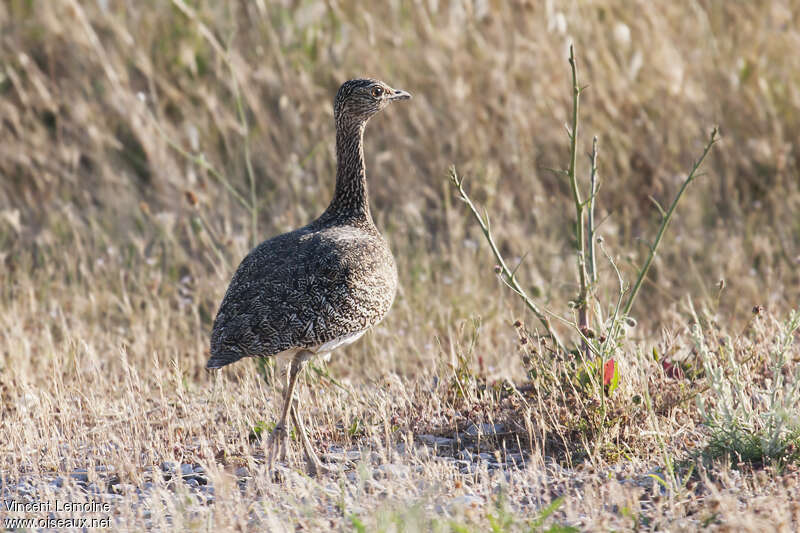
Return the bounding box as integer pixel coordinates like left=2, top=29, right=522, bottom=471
left=174, top=0, right=260, bottom=246
left=230, top=65, right=260, bottom=248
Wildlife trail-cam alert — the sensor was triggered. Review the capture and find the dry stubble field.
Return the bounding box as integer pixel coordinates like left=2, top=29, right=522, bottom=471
left=1, top=1, right=800, bottom=531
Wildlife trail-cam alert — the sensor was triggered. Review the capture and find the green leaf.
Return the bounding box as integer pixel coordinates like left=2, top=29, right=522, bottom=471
left=348, top=514, right=367, bottom=533
left=248, top=420, right=274, bottom=443
left=608, top=361, right=621, bottom=395
left=528, top=496, right=566, bottom=531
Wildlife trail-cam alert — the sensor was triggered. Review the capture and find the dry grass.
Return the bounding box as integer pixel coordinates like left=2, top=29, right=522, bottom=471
left=1, top=0, right=799, bottom=531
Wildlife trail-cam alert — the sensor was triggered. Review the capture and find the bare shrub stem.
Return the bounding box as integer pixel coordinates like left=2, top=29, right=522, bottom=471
left=566, top=46, right=591, bottom=350
left=622, top=127, right=719, bottom=316
left=449, top=167, right=567, bottom=354
left=587, top=136, right=599, bottom=286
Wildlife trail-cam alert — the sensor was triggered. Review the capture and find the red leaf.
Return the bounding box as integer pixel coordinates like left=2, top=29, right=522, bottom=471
left=603, top=358, right=616, bottom=386
left=662, top=360, right=685, bottom=379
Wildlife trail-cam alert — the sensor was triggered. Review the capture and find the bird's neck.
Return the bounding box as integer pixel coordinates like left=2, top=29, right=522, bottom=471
left=323, top=120, right=373, bottom=225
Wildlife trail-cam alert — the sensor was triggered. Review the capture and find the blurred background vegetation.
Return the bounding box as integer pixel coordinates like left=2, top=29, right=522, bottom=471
left=1, top=0, right=798, bottom=377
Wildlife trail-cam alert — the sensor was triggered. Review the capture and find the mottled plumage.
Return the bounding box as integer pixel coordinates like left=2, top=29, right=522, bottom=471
left=206, top=78, right=411, bottom=476
left=208, top=223, right=396, bottom=367
left=208, top=78, right=409, bottom=369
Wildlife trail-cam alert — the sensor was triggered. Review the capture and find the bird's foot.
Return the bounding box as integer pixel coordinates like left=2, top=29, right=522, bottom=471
left=305, top=455, right=337, bottom=477
left=266, top=422, right=290, bottom=472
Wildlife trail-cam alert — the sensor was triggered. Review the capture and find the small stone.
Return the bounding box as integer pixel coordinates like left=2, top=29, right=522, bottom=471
left=464, top=423, right=505, bottom=437
left=375, top=463, right=410, bottom=479
left=70, top=471, right=89, bottom=483
left=50, top=477, right=64, bottom=488
left=322, top=450, right=363, bottom=463
left=100, top=493, right=125, bottom=504
left=180, top=464, right=194, bottom=477
left=418, top=434, right=454, bottom=447
left=186, top=478, right=199, bottom=488
left=235, top=467, right=249, bottom=478
left=110, top=483, right=136, bottom=495
left=160, top=461, right=177, bottom=473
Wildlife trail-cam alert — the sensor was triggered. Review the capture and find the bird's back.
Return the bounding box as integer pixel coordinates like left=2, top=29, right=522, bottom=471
left=208, top=220, right=397, bottom=369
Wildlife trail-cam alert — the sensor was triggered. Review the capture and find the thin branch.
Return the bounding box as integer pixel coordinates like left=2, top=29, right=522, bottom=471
left=568, top=45, right=590, bottom=357
left=151, top=119, right=251, bottom=211
left=542, top=167, right=570, bottom=177
left=647, top=195, right=667, bottom=219
left=623, top=127, right=719, bottom=316
left=510, top=251, right=530, bottom=280
left=587, top=136, right=599, bottom=286
left=449, top=167, right=567, bottom=354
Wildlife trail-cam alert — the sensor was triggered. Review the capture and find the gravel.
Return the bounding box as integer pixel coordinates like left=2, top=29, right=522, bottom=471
left=0, top=439, right=558, bottom=523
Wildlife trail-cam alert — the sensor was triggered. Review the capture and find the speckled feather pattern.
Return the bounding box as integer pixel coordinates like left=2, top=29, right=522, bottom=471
left=207, top=79, right=406, bottom=369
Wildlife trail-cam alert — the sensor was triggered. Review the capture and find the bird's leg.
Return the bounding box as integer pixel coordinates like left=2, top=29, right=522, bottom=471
left=266, top=351, right=308, bottom=471
left=291, top=404, right=333, bottom=476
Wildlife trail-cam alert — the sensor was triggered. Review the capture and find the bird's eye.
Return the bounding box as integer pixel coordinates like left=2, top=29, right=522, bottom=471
left=371, top=87, right=384, bottom=98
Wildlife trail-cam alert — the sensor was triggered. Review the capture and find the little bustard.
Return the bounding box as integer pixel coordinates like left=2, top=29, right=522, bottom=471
left=207, top=79, right=411, bottom=475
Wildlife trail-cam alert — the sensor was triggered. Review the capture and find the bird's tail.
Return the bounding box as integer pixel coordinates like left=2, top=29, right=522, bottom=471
left=206, top=346, right=247, bottom=370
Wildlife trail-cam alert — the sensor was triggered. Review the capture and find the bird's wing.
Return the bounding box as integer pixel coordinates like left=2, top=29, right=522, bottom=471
left=208, top=228, right=394, bottom=368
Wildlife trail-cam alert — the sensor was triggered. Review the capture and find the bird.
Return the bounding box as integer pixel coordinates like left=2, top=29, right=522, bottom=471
left=207, top=78, right=411, bottom=475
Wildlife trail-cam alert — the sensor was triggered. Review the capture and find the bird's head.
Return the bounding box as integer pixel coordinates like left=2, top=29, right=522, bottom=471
left=334, top=78, right=411, bottom=126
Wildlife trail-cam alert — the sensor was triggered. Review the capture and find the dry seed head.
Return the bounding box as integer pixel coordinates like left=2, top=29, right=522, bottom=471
left=184, top=190, right=199, bottom=207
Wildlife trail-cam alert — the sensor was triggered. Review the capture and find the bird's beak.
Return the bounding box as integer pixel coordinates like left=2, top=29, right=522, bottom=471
left=388, top=88, right=412, bottom=100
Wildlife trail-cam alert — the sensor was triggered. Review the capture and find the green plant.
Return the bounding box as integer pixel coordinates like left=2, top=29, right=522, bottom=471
left=248, top=420, right=275, bottom=443
left=528, top=497, right=577, bottom=533
left=450, top=45, right=718, bottom=455
left=450, top=45, right=718, bottom=363
left=697, top=308, right=800, bottom=466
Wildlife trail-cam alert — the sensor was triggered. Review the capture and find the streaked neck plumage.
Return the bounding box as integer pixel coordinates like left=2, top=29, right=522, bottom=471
left=322, top=116, right=373, bottom=227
